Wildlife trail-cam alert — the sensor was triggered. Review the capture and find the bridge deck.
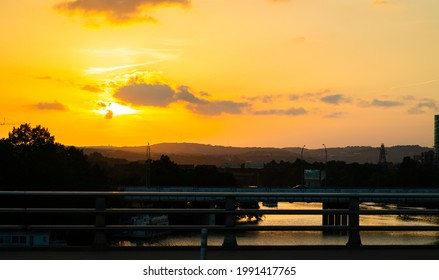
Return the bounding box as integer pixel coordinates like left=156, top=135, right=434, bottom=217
left=1, top=245, right=439, bottom=260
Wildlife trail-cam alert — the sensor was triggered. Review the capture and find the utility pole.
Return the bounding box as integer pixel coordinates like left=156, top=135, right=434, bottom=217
left=323, top=144, right=327, bottom=188
left=146, top=143, right=151, bottom=188
left=301, top=145, right=306, bottom=185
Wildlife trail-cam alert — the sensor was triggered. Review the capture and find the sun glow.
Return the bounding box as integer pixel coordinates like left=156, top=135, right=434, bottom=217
left=93, top=101, right=139, bottom=119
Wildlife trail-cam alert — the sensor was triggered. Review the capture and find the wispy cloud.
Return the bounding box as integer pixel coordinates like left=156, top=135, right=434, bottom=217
left=325, top=112, right=347, bottom=118
left=35, top=76, right=52, bottom=80
left=35, top=101, right=68, bottom=111
left=55, top=0, right=190, bottom=25
left=391, top=79, right=439, bottom=90
left=372, top=0, right=401, bottom=7
left=85, top=61, right=161, bottom=75
left=83, top=48, right=178, bottom=61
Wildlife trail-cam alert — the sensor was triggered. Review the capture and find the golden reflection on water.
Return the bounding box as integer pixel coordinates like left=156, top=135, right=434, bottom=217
left=116, top=202, right=439, bottom=247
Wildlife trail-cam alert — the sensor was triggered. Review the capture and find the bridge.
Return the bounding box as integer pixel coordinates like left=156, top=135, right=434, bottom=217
left=1, top=188, right=439, bottom=259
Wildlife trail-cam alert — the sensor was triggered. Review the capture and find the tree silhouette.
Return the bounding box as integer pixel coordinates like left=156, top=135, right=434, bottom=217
left=8, top=123, right=55, bottom=146
left=0, top=124, right=108, bottom=190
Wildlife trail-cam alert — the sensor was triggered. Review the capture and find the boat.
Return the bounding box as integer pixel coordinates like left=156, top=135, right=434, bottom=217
left=121, top=214, right=169, bottom=239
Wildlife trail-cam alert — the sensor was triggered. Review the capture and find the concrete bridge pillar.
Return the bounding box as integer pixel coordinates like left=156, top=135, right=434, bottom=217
left=209, top=203, right=216, bottom=226
left=94, top=196, right=107, bottom=248
left=222, top=196, right=237, bottom=247
left=346, top=196, right=362, bottom=247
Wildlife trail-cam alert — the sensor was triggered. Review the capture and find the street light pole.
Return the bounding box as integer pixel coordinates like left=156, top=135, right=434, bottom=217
left=323, top=144, right=327, bottom=188
left=301, top=145, right=306, bottom=185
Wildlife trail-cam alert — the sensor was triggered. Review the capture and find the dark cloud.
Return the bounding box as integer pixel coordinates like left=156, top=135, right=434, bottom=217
left=35, top=101, right=68, bottom=111
left=55, top=0, right=190, bottom=24
left=321, top=94, right=351, bottom=105
left=289, top=94, right=300, bottom=101
left=199, top=91, right=210, bottom=97
left=105, top=110, right=114, bottom=119
left=114, top=84, right=175, bottom=107
left=175, top=86, right=206, bottom=104
left=113, top=83, right=249, bottom=115
left=416, top=100, right=438, bottom=110
left=81, top=84, right=103, bottom=93
left=371, top=99, right=403, bottom=107
left=289, top=89, right=332, bottom=101
left=408, top=100, right=438, bottom=114
left=243, top=95, right=278, bottom=103
left=261, top=95, right=275, bottom=103
left=187, top=101, right=249, bottom=116
left=96, top=101, right=107, bottom=108
left=177, top=86, right=249, bottom=115
left=254, top=107, right=308, bottom=116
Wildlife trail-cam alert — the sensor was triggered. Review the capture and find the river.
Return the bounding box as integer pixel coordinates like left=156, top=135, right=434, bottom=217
left=117, top=202, right=439, bottom=247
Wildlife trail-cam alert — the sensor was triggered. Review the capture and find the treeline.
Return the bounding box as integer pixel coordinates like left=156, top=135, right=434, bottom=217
left=262, top=158, right=439, bottom=188
left=1, top=124, right=437, bottom=191
left=88, top=153, right=236, bottom=187
left=0, top=124, right=235, bottom=191
left=0, top=124, right=107, bottom=191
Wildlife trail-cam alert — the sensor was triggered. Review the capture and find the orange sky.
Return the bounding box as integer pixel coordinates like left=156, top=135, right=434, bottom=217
left=1, top=0, right=438, bottom=148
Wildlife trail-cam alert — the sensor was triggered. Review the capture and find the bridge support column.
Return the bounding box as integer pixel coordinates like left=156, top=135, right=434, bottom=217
left=222, top=196, right=237, bottom=247
left=200, top=228, right=208, bottom=260
left=94, top=196, right=107, bottom=248
left=346, top=196, right=362, bottom=247
left=209, top=203, right=216, bottom=226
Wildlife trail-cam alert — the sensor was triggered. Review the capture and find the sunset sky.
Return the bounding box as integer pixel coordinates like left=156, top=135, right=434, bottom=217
left=1, top=0, right=438, bottom=148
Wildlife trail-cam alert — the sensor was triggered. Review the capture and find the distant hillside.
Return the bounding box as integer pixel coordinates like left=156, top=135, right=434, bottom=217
left=82, top=143, right=432, bottom=166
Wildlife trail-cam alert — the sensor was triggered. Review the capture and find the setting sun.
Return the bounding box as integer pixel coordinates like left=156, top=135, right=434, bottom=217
left=92, top=101, right=139, bottom=119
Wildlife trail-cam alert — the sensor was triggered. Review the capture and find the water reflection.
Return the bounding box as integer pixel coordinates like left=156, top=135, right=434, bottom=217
left=116, top=202, right=439, bottom=247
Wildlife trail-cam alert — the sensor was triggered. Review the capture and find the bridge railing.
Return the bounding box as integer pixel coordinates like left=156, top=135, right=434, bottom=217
left=1, top=190, right=439, bottom=248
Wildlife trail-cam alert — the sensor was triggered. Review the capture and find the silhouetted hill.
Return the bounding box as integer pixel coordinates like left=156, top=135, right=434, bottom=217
left=82, top=143, right=432, bottom=166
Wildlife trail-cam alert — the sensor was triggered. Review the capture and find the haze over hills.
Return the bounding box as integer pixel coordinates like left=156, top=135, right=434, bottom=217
left=82, top=143, right=433, bottom=166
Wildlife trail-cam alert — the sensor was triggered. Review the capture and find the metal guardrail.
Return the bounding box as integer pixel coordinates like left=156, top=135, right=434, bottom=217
left=1, top=190, right=439, bottom=249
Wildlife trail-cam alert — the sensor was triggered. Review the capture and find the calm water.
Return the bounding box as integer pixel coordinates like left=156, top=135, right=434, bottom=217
left=118, top=202, right=439, bottom=246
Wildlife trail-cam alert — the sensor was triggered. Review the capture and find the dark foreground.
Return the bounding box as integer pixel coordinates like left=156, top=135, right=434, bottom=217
left=1, top=245, right=439, bottom=260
